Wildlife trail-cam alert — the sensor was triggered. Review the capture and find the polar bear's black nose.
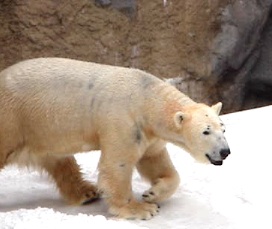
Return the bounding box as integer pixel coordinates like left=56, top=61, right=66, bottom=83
left=220, top=148, right=230, bottom=159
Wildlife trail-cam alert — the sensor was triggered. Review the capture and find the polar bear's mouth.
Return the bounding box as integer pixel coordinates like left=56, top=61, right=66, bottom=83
left=205, top=154, right=223, bottom=166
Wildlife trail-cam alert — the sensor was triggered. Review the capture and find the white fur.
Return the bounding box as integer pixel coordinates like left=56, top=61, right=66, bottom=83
left=0, top=58, right=230, bottom=219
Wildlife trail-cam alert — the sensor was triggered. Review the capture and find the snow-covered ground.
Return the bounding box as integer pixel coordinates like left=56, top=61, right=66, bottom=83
left=1, top=106, right=272, bottom=229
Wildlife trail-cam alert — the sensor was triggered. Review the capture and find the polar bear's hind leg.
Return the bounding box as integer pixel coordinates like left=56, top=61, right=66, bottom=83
left=40, top=155, right=99, bottom=205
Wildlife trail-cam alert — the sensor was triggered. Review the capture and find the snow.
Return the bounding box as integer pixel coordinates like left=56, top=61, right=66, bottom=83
left=0, top=208, right=145, bottom=229
left=1, top=106, right=272, bottom=228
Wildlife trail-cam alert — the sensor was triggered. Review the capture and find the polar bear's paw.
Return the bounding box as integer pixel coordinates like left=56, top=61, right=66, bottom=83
left=142, top=190, right=157, bottom=202
left=142, top=181, right=177, bottom=203
left=80, top=183, right=100, bottom=205
left=142, top=188, right=161, bottom=203
left=109, top=200, right=159, bottom=220
left=65, top=182, right=100, bottom=205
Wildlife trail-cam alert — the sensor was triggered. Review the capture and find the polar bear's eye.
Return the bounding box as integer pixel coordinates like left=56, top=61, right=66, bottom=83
left=203, top=130, right=210, bottom=135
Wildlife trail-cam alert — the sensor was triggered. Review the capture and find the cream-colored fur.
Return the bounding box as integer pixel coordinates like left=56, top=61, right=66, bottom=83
left=0, top=58, right=230, bottom=220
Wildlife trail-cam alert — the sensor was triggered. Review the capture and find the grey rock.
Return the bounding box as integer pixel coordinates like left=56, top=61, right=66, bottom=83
left=95, top=0, right=137, bottom=18
left=111, top=0, right=137, bottom=18
left=249, top=14, right=272, bottom=89
left=211, top=0, right=272, bottom=78
left=95, top=0, right=111, bottom=7
left=244, top=12, right=272, bottom=110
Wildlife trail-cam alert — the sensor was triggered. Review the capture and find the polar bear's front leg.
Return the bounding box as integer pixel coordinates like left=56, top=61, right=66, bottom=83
left=98, top=140, right=159, bottom=220
left=137, top=147, right=180, bottom=203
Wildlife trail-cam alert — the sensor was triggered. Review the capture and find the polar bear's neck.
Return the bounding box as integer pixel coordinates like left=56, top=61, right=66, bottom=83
left=142, top=81, right=195, bottom=139
left=149, top=81, right=196, bottom=108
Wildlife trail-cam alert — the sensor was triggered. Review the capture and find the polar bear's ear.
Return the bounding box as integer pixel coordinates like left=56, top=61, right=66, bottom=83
left=211, top=102, right=222, bottom=115
left=174, top=111, right=188, bottom=128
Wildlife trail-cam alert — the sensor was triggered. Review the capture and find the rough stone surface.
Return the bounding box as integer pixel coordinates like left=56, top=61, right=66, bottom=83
left=0, top=0, right=272, bottom=113
left=249, top=14, right=272, bottom=88
left=244, top=13, right=272, bottom=109
left=0, top=0, right=229, bottom=74
left=167, top=46, right=260, bottom=111
left=211, top=0, right=271, bottom=78
left=169, top=0, right=272, bottom=112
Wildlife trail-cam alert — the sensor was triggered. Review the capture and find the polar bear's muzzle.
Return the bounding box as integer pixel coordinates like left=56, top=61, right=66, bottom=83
left=205, top=148, right=231, bottom=166
left=205, top=154, right=223, bottom=166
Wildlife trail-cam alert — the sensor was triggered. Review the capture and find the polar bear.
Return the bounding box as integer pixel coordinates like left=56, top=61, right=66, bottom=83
left=0, top=58, right=230, bottom=220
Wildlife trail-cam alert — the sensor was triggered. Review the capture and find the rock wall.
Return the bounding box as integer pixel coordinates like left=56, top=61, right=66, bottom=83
left=0, top=0, right=228, bottom=75
left=0, top=0, right=272, bottom=113
left=244, top=12, right=272, bottom=109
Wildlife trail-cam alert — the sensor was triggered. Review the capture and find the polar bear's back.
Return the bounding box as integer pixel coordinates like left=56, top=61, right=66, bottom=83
left=0, top=58, right=162, bottom=109
left=0, top=57, right=158, bottom=93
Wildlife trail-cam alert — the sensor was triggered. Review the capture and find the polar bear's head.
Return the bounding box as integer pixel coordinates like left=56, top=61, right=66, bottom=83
left=172, top=102, right=230, bottom=166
